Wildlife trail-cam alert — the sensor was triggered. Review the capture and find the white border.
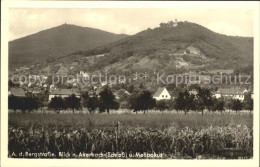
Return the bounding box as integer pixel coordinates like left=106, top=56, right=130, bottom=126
left=1, top=1, right=259, bottom=167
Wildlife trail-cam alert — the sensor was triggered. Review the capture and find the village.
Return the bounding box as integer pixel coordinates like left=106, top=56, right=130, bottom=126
left=8, top=69, right=254, bottom=114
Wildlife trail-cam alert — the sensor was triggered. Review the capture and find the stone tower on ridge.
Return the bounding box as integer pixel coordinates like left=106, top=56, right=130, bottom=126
left=173, top=19, right=178, bottom=27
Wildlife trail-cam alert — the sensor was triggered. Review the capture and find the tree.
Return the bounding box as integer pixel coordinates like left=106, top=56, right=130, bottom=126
left=195, top=87, right=212, bottom=116
left=231, top=99, right=243, bottom=114
left=225, top=99, right=233, bottom=112
left=172, top=92, right=185, bottom=113
left=48, top=96, right=65, bottom=113
left=110, top=100, right=120, bottom=110
left=19, top=98, right=28, bottom=113
left=117, top=89, right=130, bottom=109
left=8, top=80, right=19, bottom=87
left=9, top=96, right=38, bottom=113
left=129, top=90, right=155, bottom=114
left=167, top=99, right=175, bottom=113
left=99, top=86, right=118, bottom=114
left=168, top=20, right=174, bottom=27
left=171, top=96, right=182, bottom=114
left=26, top=97, right=39, bottom=112
left=84, top=95, right=99, bottom=114
left=64, top=94, right=81, bottom=114
left=166, top=83, right=176, bottom=91
left=243, top=92, right=253, bottom=114
left=174, top=90, right=195, bottom=115
left=212, top=98, right=225, bottom=114
left=183, top=90, right=196, bottom=114
left=34, top=94, right=46, bottom=111
left=156, top=100, right=169, bottom=113
left=159, top=23, right=164, bottom=27
left=127, top=85, right=135, bottom=93
left=82, top=92, right=98, bottom=114
left=9, top=95, right=19, bottom=111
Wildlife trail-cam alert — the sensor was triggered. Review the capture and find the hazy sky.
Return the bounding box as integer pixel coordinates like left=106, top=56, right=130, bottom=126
left=9, top=8, right=254, bottom=41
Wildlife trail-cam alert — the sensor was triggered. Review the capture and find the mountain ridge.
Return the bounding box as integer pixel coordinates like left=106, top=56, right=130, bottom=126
left=10, top=24, right=128, bottom=42
left=10, top=21, right=253, bottom=82
left=9, top=23, right=128, bottom=69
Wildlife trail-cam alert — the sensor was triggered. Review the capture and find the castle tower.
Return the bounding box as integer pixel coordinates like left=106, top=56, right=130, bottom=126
left=173, top=19, right=178, bottom=27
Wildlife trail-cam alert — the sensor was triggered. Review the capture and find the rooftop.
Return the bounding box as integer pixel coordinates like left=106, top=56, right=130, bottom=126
left=10, top=87, right=26, bottom=97
left=49, top=88, right=80, bottom=96
left=215, top=88, right=246, bottom=95
left=153, top=87, right=167, bottom=97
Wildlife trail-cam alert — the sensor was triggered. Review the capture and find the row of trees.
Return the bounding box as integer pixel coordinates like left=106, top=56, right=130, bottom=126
left=9, top=86, right=253, bottom=115
left=48, top=94, right=81, bottom=114
left=82, top=87, right=119, bottom=114
left=155, top=93, right=251, bottom=115
left=9, top=96, right=39, bottom=112
left=129, top=87, right=253, bottom=115
left=48, top=87, right=119, bottom=114
left=8, top=86, right=119, bottom=114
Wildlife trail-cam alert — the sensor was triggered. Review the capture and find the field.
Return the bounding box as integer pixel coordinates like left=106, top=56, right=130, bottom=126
left=8, top=111, right=253, bottom=159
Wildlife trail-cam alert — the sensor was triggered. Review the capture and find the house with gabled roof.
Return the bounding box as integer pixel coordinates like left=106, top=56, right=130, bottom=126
left=9, top=87, right=26, bottom=97
left=153, top=87, right=171, bottom=100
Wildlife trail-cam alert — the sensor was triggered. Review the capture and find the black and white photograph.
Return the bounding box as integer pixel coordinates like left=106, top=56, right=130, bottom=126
left=1, top=1, right=259, bottom=167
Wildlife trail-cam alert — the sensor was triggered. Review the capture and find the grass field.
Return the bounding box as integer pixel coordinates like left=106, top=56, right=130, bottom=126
left=8, top=111, right=253, bottom=159
left=9, top=111, right=253, bottom=130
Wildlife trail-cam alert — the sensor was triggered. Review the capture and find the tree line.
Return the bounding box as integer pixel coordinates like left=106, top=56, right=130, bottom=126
left=155, top=88, right=252, bottom=115
left=47, top=86, right=119, bottom=114
left=126, top=87, right=252, bottom=115
left=9, top=86, right=253, bottom=115
left=9, top=95, right=40, bottom=113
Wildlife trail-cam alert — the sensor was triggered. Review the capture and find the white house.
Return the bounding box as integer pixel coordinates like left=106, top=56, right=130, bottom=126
left=48, top=89, right=81, bottom=101
left=213, top=88, right=247, bottom=101
left=153, top=87, right=171, bottom=100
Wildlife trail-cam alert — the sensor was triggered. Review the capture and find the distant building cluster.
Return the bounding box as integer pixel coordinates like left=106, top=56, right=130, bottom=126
left=159, top=19, right=178, bottom=28
left=212, top=88, right=251, bottom=101
left=152, top=87, right=252, bottom=102
left=48, top=88, right=81, bottom=101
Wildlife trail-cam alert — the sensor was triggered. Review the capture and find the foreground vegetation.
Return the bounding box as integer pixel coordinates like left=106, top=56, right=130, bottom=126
left=9, top=112, right=253, bottom=159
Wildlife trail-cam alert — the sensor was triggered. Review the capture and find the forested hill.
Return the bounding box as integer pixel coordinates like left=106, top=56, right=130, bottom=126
left=11, top=21, right=253, bottom=78
left=9, top=24, right=128, bottom=69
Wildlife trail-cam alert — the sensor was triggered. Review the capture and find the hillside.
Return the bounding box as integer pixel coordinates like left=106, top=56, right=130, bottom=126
left=9, top=24, right=128, bottom=68
left=89, top=21, right=253, bottom=70
left=11, top=21, right=253, bottom=88
left=45, top=21, right=252, bottom=72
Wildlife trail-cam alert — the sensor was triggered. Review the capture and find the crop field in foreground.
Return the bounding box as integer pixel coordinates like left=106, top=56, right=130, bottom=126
left=8, top=112, right=253, bottom=159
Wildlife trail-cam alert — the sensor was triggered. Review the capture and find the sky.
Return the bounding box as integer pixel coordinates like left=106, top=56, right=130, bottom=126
left=9, top=8, right=254, bottom=41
